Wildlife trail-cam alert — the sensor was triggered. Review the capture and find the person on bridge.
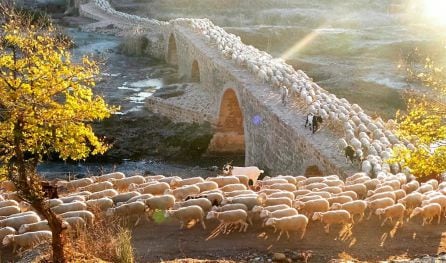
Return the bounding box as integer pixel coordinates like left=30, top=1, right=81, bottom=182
left=280, top=85, right=289, bottom=106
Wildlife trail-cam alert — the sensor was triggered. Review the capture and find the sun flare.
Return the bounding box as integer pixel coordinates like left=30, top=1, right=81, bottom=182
left=423, top=0, right=446, bottom=25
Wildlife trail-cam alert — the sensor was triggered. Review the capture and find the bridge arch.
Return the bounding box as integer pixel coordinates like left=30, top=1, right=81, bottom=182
left=191, top=60, right=200, bottom=82
left=167, top=34, right=178, bottom=65
left=208, top=88, right=245, bottom=155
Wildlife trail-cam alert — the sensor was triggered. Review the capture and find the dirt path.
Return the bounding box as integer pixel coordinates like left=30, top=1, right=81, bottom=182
left=131, top=217, right=446, bottom=262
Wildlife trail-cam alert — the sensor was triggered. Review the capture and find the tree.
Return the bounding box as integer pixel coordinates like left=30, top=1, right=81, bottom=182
left=391, top=48, right=446, bottom=179
left=0, top=5, right=116, bottom=262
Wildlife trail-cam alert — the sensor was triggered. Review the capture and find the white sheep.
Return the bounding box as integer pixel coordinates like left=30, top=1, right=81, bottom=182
left=0, top=227, right=16, bottom=243
left=267, top=183, right=296, bottom=192
left=18, top=220, right=55, bottom=234
left=259, top=195, right=292, bottom=207
left=58, top=178, right=94, bottom=192
left=112, top=176, right=145, bottom=191
left=60, top=195, right=86, bottom=204
left=225, top=190, right=256, bottom=198
left=165, top=185, right=200, bottom=201
left=86, top=197, right=114, bottom=211
left=106, top=201, right=147, bottom=226
left=213, top=203, right=248, bottom=212
left=44, top=199, right=64, bottom=208
left=170, top=177, right=205, bottom=188
left=334, top=191, right=357, bottom=200
left=342, top=184, right=367, bottom=199
left=165, top=205, right=206, bottom=230
left=51, top=201, right=87, bottom=215
left=0, top=200, right=19, bottom=208
left=173, top=198, right=212, bottom=212
left=269, top=191, right=295, bottom=200
left=293, top=199, right=330, bottom=217
left=331, top=200, right=367, bottom=222
left=260, top=208, right=298, bottom=222
left=222, top=165, right=264, bottom=186
left=367, top=197, right=395, bottom=220
left=206, top=209, right=248, bottom=233
left=375, top=203, right=406, bottom=226
left=220, top=184, right=247, bottom=193
left=0, top=213, right=40, bottom=230
left=421, top=195, right=446, bottom=216
left=92, top=172, right=125, bottom=182
left=312, top=210, right=352, bottom=233
left=144, top=195, right=176, bottom=212
left=88, top=189, right=119, bottom=200
left=402, top=180, right=420, bottom=194
left=207, top=176, right=240, bottom=187
left=221, top=196, right=260, bottom=210
left=0, top=206, right=21, bottom=217
left=398, top=192, right=423, bottom=214
left=410, top=203, right=442, bottom=225
left=59, top=210, right=95, bottom=225
left=327, top=196, right=353, bottom=205
left=3, top=231, right=52, bottom=253
left=195, top=181, right=219, bottom=192
left=265, top=214, right=308, bottom=240
left=111, top=191, right=141, bottom=204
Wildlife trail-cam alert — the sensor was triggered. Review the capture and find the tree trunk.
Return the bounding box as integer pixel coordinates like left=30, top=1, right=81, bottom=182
left=32, top=201, right=66, bottom=263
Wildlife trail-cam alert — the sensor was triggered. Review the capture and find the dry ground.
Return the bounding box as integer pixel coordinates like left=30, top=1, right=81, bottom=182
left=131, top=216, right=446, bottom=262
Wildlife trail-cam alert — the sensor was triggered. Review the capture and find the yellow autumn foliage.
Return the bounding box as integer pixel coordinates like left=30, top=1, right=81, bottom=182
left=0, top=9, right=117, bottom=174
left=391, top=50, right=446, bottom=179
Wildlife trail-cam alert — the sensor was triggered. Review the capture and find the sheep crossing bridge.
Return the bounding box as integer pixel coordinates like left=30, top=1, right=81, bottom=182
left=75, top=0, right=400, bottom=178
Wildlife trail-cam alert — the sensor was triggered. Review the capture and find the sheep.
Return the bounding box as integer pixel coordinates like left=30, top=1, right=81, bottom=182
left=158, top=176, right=181, bottom=185
left=334, top=191, right=357, bottom=200
left=375, top=203, right=406, bottom=226
left=135, top=182, right=170, bottom=196
left=88, top=189, right=119, bottom=200
left=86, top=197, right=114, bottom=211
left=170, top=177, right=205, bottom=188
left=331, top=200, right=367, bottom=222
left=195, top=181, right=218, bottom=192
left=207, top=176, right=240, bottom=187
left=173, top=198, right=212, bottom=212
left=327, top=196, right=353, bottom=205
left=398, top=192, right=424, bottom=213
left=366, top=191, right=396, bottom=202
left=112, top=176, right=145, bottom=191
left=312, top=210, right=352, bottom=233
left=267, top=183, right=296, bottom=192
left=44, top=199, right=64, bottom=208
left=298, top=177, right=325, bottom=186
left=144, top=175, right=165, bottom=182
left=367, top=185, right=394, bottom=197
left=110, top=191, right=141, bottom=204
left=60, top=195, right=86, bottom=204
left=18, top=220, right=54, bottom=234
left=251, top=204, right=290, bottom=215
left=258, top=195, right=292, bottom=207
left=222, top=164, right=264, bottom=186
left=59, top=210, right=95, bottom=225
left=0, top=213, right=40, bottom=230
left=402, top=180, right=420, bottom=194
left=342, top=184, right=367, bottom=199
left=220, top=184, right=247, bottom=193
left=58, top=178, right=94, bottom=192
left=124, top=194, right=154, bottom=204
left=316, top=186, right=342, bottom=194
left=305, top=191, right=331, bottom=199
left=364, top=179, right=380, bottom=191
left=304, top=183, right=328, bottom=191
left=410, top=203, right=442, bottom=225
left=424, top=179, right=439, bottom=190
left=0, top=200, right=19, bottom=208
left=234, top=175, right=250, bottom=187
left=165, top=185, right=200, bottom=201
left=276, top=175, right=298, bottom=185
left=206, top=209, right=248, bottom=233
left=0, top=227, right=16, bottom=244
left=3, top=231, right=52, bottom=253
left=323, top=180, right=344, bottom=188
left=200, top=192, right=224, bottom=206
left=221, top=196, right=260, bottom=210
left=417, top=184, right=433, bottom=194
left=269, top=191, right=295, bottom=200
left=293, top=189, right=312, bottom=197
left=106, top=201, right=147, bottom=226
left=421, top=195, right=446, bottom=216
left=144, top=195, right=176, bottom=212
left=367, top=197, right=395, bottom=220
left=380, top=180, right=401, bottom=191
left=225, top=190, right=256, bottom=198
left=260, top=208, right=298, bottom=221
left=293, top=199, right=330, bottom=217
left=265, top=215, right=308, bottom=240
left=261, top=179, right=289, bottom=186
left=0, top=206, right=21, bottom=217
left=213, top=203, right=248, bottom=213
left=51, top=201, right=87, bottom=215
left=92, top=172, right=126, bottom=182
left=165, top=205, right=206, bottom=230
left=393, top=189, right=406, bottom=201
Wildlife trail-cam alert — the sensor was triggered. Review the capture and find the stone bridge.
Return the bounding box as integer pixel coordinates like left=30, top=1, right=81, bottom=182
left=75, top=0, right=399, bottom=178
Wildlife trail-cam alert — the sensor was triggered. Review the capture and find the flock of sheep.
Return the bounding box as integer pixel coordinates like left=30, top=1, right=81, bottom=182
left=1, top=170, right=445, bottom=253
left=91, top=0, right=415, bottom=178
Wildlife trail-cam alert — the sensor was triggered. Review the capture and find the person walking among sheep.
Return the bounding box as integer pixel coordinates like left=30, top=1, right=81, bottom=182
left=280, top=85, right=288, bottom=106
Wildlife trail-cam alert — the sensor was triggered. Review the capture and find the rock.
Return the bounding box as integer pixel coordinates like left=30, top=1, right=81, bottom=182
left=272, top=253, right=287, bottom=262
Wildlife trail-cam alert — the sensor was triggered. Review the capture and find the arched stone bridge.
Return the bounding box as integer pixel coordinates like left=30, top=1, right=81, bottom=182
left=77, top=0, right=369, bottom=178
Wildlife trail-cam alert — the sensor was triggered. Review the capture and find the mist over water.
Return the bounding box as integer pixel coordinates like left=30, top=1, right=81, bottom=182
left=116, top=0, right=446, bottom=118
